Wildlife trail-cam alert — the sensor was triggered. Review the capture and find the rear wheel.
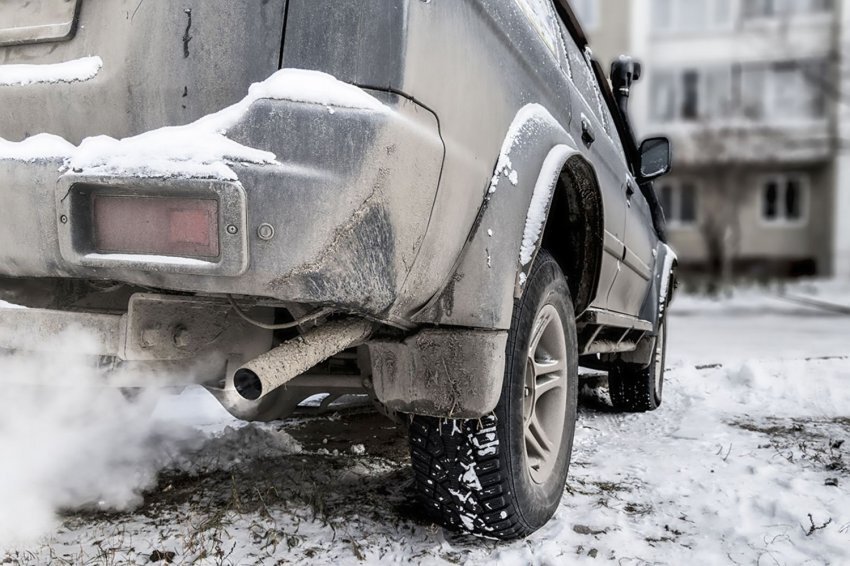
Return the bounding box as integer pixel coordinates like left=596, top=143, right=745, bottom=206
left=608, top=315, right=667, bottom=413
left=409, top=251, right=578, bottom=539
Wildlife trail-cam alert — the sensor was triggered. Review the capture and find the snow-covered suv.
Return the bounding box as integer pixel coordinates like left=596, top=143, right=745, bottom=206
left=0, top=0, right=675, bottom=539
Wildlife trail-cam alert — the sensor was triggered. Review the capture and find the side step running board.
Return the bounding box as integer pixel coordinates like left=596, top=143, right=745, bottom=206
left=577, top=308, right=653, bottom=356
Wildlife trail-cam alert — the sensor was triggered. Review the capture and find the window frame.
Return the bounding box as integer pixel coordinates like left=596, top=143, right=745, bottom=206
left=656, top=179, right=700, bottom=229
left=571, top=0, right=600, bottom=32
left=651, top=0, right=736, bottom=36
left=680, top=69, right=701, bottom=120
left=649, top=61, right=828, bottom=126
left=589, top=56, right=633, bottom=166
left=553, top=2, right=638, bottom=171
left=758, top=173, right=810, bottom=227
left=763, top=61, right=827, bottom=124
left=560, top=30, right=600, bottom=112
left=514, top=0, right=563, bottom=58
left=648, top=66, right=714, bottom=125
left=742, top=0, right=833, bottom=24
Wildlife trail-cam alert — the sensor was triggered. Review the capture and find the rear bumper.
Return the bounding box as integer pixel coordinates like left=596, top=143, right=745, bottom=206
left=0, top=294, right=272, bottom=385
left=0, top=89, right=444, bottom=322
left=0, top=298, right=509, bottom=418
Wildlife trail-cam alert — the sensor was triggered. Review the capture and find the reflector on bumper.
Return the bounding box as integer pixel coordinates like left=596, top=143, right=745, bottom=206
left=93, top=195, right=220, bottom=259
left=56, top=176, right=249, bottom=277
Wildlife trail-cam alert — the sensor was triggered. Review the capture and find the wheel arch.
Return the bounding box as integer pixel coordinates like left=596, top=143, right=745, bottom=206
left=534, top=154, right=605, bottom=317
left=411, top=103, right=609, bottom=330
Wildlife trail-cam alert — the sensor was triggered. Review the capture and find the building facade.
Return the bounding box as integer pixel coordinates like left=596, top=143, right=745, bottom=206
left=571, top=0, right=632, bottom=71
left=581, top=0, right=850, bottom=282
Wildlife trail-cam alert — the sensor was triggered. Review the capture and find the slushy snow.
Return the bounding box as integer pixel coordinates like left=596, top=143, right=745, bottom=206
left=0, top=287, right=848, bottom=564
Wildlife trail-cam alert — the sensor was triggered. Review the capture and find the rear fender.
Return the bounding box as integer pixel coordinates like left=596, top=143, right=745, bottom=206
left=412, top=104, right=586, bottom=330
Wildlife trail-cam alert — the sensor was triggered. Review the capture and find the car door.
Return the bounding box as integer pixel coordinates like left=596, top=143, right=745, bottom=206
left=585, top=59, right=656, bottom=318
left=611, top=175, right=656, bottom=316
left=558, top=25, right=628, bottom=313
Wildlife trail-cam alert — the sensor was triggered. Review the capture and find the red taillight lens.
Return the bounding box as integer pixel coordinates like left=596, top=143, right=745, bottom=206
left=92, top=195, right=220, bottom=259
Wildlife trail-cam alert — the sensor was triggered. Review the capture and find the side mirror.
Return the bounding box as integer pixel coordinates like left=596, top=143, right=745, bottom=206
left=639, top=137, right=671, bottom=181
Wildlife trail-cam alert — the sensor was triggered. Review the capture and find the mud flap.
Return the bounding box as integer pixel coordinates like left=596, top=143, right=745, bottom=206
left=368, top=328, right=508, bottom=419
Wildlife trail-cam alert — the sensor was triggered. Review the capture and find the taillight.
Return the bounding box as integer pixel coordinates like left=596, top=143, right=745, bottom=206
left=92, top=195, right=220, bottom=259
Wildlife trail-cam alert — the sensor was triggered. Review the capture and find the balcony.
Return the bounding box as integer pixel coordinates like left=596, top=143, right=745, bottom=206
left=662, top=120, right=834, bottom=166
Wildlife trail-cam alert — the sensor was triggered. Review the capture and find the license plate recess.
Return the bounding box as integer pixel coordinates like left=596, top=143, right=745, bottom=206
left=0, top=0, right=81, bottom=47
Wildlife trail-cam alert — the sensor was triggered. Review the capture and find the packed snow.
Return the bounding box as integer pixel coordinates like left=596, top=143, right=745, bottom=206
left=0, top=69, right=388, bottom=180
left=0, top=56, right=102, bottom=87
left=519, top=145, right=573, bottom=267
left=487, top=103, right=581, bottom=213
left=488, top=103, right=564, bottom=195
left=0, top=134, right=76, bottom=163
left=0, top=283, right=848, bottom=564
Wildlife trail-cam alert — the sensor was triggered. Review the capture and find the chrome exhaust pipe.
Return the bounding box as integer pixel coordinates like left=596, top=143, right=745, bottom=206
left=233, top=318, right=374, bottom=401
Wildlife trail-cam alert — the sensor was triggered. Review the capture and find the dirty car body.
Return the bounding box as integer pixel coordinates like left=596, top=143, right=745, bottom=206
left=0, top=0, right=675, bottom=535
left=0, top=0, right=673, bottom=415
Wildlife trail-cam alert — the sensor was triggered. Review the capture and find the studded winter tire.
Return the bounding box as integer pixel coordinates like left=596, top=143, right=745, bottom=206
left=608, top=314, right=668, bottom=413
left=409, top=250, right=578, bottom=539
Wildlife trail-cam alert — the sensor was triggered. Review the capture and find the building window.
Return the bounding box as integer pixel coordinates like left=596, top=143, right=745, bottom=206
left=651, top=0, right=733, bottom=33
left=657, top=181, right=699, bottom=226
left=704, top=67, right=733, bottom=118
left=738, top=61, right=827, bottom=122
left=764, top=61, right=827, bottom=120
left=761, top=175, right=807, bottom=224
left=650, top=70, right=676, bottom=122
left=571, top=0, right=599, bottom=31
left=681, top=70, right=700, bottom=120
left=743, top=0, right=832, bottom=20
left=712, top=0, right=734, bottom=27
left=652, top=0, right=674, bottom=31
left=651, top=61, right=826, bottom=124
left=680, top=0, right=709, bottom=31
left=654, top=0, right=831, bottom=30
left=651, top=66, right=734, bottom=123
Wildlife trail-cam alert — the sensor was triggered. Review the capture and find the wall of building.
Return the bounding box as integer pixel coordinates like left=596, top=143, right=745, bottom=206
left=582, top=0, right=632, bottom=71
left=664, top=163, right=832, bottom=278
left=629, top=0, right=837, bottom=138
left=623, top=0, right=843, bottom=280
left=834, top=0, right=850, bottom=278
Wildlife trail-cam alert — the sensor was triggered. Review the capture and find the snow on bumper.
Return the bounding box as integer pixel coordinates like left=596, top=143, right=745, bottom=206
left=0, top=73, right=444, bottom=319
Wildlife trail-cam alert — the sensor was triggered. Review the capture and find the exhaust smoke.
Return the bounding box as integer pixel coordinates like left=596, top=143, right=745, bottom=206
left=0, top=327, right=203, bottom=548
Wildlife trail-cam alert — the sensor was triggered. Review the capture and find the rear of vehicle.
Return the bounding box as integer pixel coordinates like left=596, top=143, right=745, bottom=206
left=0, top=0, right=675, bottom=541
left=0, top=0, right=448, bottom=416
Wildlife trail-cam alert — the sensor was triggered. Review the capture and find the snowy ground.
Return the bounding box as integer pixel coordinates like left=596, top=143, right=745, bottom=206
left=1, top=285, right=849, bottom=565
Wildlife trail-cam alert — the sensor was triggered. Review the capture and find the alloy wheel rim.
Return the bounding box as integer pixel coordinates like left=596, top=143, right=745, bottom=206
left=522, top=303, right=569, bottom=485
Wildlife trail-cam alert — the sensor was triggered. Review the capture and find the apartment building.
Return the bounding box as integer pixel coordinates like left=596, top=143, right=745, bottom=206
left=570, top=0, right=632, bottom=70
left=581, top=0, right=850, bottom=281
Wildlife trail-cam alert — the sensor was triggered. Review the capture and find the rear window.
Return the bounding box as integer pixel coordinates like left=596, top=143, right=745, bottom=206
left=514, top=0, right=561, bottom=55
left=558, top=23, right=629, bottom=164
left=561, top=30, right=603, bottom=122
